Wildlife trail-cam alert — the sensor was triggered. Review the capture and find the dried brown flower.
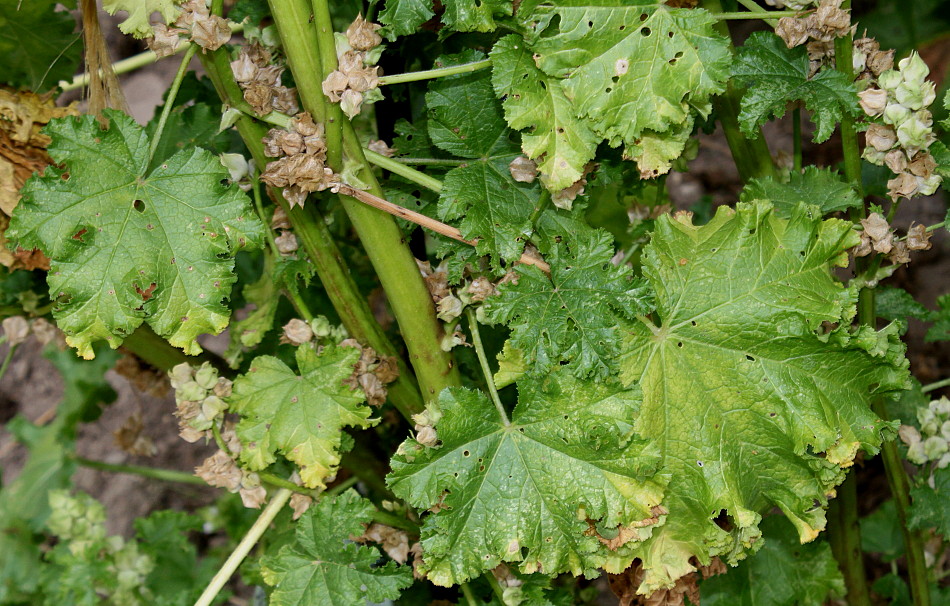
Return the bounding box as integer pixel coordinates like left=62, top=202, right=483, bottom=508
left=346, top=14, right=383, bottom=52
left=509, top=156, right=538, bottom=183
left=357, top=523, right=410, bottom=563
left=113, top=412, right=158, bottom=456
left=147, top=23, right=186, bottom=58
left=906, top=223, right=932, bottom=251
left=282, top=318, right=313, bottom=345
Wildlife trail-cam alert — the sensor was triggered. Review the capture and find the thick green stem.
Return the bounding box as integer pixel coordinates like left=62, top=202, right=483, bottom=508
left=273, top=0, right=459, bottom=401
left=835, top=26, right=864, bottom=200
left=792, top=107, right=802, bottom=172
left=370, top=509, right=419, bottom=533
left=197, top=47, right=425, bottom=419
left=378, top=59, right=493, bottom=85
left=0, top=343, right=16, bottom=383
left=71, top=455, right=207, bottom=485
left=704, top=0, right=777, bottom=182
left=715, top=10, right=807, bottom=20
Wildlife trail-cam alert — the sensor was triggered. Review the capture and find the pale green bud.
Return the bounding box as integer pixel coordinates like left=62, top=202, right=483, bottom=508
left=169, top=363, right=194, bottom=389
left=877, top=69, right=902, bottom=91
left=201, top=395, right=228, bottom=420
left=861, top=146, right=887, bottom=165
left=906, top=439, right=928, bottom=465
left=896, top=116, right=932, bottom=153
left=895, top=82, right=927, bottom=111
left=923, top=435, right=948, bottom=461
left=883, top=102, right=911, bottom=125
left=310, top=315, right=332, bottom=338
left=194, top=362, right=218, bottom=390
left=917, top=174, right=942, bottom=197
left=178, top=380, right=207, bottom=402
left=898, top=52, right=930, bottom=87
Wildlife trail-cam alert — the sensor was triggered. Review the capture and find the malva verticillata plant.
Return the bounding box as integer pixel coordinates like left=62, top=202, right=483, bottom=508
left=0, top=0, right=949, bottom=604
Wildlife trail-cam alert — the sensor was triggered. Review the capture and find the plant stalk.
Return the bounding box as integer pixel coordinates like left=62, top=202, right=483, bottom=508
left=792, top=107, right=802, bottom=172
left=71, top=455, right=207, bottom=485
left=705, top=0, right=777, bottom=182
left=922, top=377, right=950, bottom=394
left=197, top=45, right=425, bottom=419
left=194, top=488, right=293, bottom=606
left=273, top=0, right=460, bottom=402
left=364, top=148, right=444, bottom=192
left=378, top=59, right=493, bottom=85
left=147, top=44, right=198, bottom=165
left=466, top=308, right=509, bottom=426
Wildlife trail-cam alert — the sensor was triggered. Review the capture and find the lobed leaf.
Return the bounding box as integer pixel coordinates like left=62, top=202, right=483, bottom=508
left=102, top=0, right=183, bottom=38
left=261, top=490, right=413, bottom=605
left=0, top=0, right=82, bottom=91
left=388, top=373, right=665, bottom=586
left=484, top=229, right=653, bottom=379
left=618, top=201, right=908, bottom=593
left=8, top=111, right=263, bottom=358
left=228, top=344, right=375, bottom=489
left=732, top=31, right=861, bottom=143
left=740, top=167, right=862, bottom=218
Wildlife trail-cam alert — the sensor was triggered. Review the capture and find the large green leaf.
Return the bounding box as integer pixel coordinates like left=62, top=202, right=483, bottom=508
left=701, top=516, right=844, bottom=606
left=261, top=490, right=413, bottom=605
left=527, top=2, right=730, bottom=173
left=484, top=229, right=653, bottom=379
left=388, top=372, right=665, bottom=586
left=8, top=111, right=263, bottom=358
left=618, top=201, right=908, bottom=593
left=491, top=34, right=599, bottom=191
left=732, top=32, right=861, bottom=143
left=0, top=0, right=82, bottom=91
left=228, top=344, right=374, bottom=488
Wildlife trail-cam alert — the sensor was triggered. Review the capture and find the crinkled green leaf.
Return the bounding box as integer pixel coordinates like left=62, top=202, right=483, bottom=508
left=228, top=344, right=374, bottom=488
left=618, top=201, right=908, bottom=593
left=861, top=500, right=905, bottom=562
left=379, top=0, right=512, bottom=39
left=484, top=229, right=653, bottom=379
left=908, top=466, right=950, bottom=537
left=490, top=34, right=598, bottom=191
left=527, top=2, right=730, bottom=172
left=134, top=511, right=217, bottom=604
left=8, top=111, right=264, bottom=359
left=426, top=53, right=512, bottom=159
left=926, top=294, right=950, bottom=342
left=701, top=516, right=844, bottom=606
left=0, top=0, right=82, bottom=91
left=438, top=155, right=537, bottom=268
left=102, top=0, right=183, bottom=38
left=261, top=490, right=413, bottom=605
left=740, top=167, right=862, bottom=217
left=732, top=32, right=861, bottom=143
left=388, top=372, right=665, bottom=586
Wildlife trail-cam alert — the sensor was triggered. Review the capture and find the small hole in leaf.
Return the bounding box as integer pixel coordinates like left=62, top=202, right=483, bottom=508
left=133, top=199, right=145, bottom=212
left=640, top=13, right=648, bottom=21
left=619, top=24, right=625, bottom=30
left=463, top=450, right=470, bottom=457
left=668, top=31, right=674, bottom=38
left=641, top=27, right=651, bottom=36
left=746, top=355, right=755, bottom=362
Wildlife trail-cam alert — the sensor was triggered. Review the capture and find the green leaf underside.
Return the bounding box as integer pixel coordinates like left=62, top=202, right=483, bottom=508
left=527, top=2, right=730, bottom=173
left=8, top=111, right=263, bottom=359
left=262, top=491, right=413, bottom=605
left=484, top=229, right=653, bottom=379
left=740, top=167, right=862, bottom=218
left=428, top=54, right=539, bottom=267
left=102, top=0, right=183, bottom=38
left=388, top=373, right=665, bottom=586
left=228, top=345, right=374, bottom=489
left=701, top=516, right=844, bottom=606
left=491, top=34, right=599, bottom=191
left=379, top=0, right=512, bottom=39
left=732, top=32, right=861, bottom=143
left=618, top=201, right=908, bottom=593
left=0, top=0, right=82, bottom=91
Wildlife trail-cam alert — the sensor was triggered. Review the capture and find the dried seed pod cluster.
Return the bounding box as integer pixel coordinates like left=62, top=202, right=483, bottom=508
left=900, top=397, right=950, bottom=469
left=147, top=0, right=231, bottom=56
left=230, top=43, right=299, bottom=117
left=322, top=14, right=384, bottom=118
left=169, top=361, right=233, bottom=443
left=775, top=0, right=851, bottom=72
left=195, top=424, right=268, bottom=508
left=854, top=212, right=932, bottom=265
left=259, top=113, right=340, bottom=207
left=859, top=53, right=941, bottom=200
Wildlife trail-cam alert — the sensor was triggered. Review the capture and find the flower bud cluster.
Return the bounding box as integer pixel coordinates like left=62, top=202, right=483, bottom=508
left=230, top=43, right=299, bottom=117
left=900, top=397, right=950, bottom=468
left=860, top=53, right=941, bottom=200
left=47, top=490, right=108, bottom=557
left=260, top=113, right=341, bottom=207
left=281, top=315, right=348, bottom=347
left=169, top=361, right=232, bottom=443
left=195, top=426, right=267, bottom=509
left=322, top=14, right=385, bottom=118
